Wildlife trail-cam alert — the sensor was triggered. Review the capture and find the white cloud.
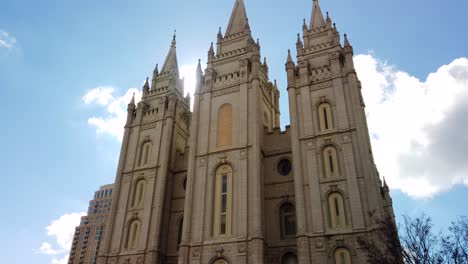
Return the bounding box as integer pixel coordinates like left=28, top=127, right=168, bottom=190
left=39, top=242, right=62, bottom=255
left=0, top=30, right=16, bottom=49
left=83, top=64, right=196, bottom=140
left=84, top=87, right=141, bottom=140
left=37, top=212, right=86, bottom=264
left=52, top=255, right=69, bottom=264
left=82, top=86, right=115, bottom=105
left=355, top=55, right=468, bottom=198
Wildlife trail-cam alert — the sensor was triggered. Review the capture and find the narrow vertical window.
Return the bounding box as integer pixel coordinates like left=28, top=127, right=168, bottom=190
left=328, top=193, right=347, bottom=229
left=217, top=104, right=233, bottom=147
left=139, top=142, right=152, bottom=166
left=280, top=203, right=296, bottom=239
left=127, top=220, right=140, bottom=249
left=132, top=180, right=145, bottom=207
left=318, top=103, right=333, bottom=131
left=177, top=218, right=183, bottom=246
left=214, top=165, right=232, bottom=236
left=323, top=146, right=339, bottom=178
left=323, top=107, right=329, bottom=129
left=334, top=248, right=352, bottom=264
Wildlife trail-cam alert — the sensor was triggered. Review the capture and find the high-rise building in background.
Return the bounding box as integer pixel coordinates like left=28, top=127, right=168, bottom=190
left=96, top=0, right=396, bottom=263
left=68, top=184, right=114, bottom=264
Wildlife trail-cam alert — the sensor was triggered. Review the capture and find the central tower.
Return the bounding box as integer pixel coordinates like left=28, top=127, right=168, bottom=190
left=179, top=0, right=280, bottom=263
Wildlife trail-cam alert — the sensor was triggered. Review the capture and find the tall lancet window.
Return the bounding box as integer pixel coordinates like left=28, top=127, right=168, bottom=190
left=328, top=192, right=347, bottom=229
left=280, top=203, right=297, bottom=239
left=126, top=219, right=141, bottom=249
left=132, top=179, right=146, bottom=208
left=217, top=104, right=233, bottom=147
left=318, top=103, right=333, bottom=131
left=323, top=146, right=339, bottom=178
left=139, top=141, right=152, bottom=166
left=213, top=164, right=232, bottom=236
left=334, top=248, right=352, bottom=264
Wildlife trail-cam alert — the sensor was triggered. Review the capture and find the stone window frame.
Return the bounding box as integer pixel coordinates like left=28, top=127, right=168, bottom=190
left=322, top=144, right=340, bottom=178
left=325, top=190, right=350, bottom=230
left=125, top=218, right=141, bottom=250
left=279, top=202, right=297, bottom=240
left=281, top=251, right=299, bottom=264
left=131, top=178, right=146, bottom=208
left=213, top=164, right=233, bottom=237
left=138, top=140, right=152, bottom=167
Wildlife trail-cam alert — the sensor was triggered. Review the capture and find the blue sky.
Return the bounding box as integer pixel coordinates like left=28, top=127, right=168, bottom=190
left=1, top=0, right=467, bottom=263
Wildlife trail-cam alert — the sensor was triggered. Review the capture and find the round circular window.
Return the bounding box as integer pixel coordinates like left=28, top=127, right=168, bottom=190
left=277, top=159, right=292, bottom=176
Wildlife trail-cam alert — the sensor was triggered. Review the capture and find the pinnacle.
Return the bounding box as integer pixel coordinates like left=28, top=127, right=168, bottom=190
left=225, top=0, right=249, bottom=36
left=287, top=49, right=293, bottom=63
left=344, top=33, right=351, bottom=47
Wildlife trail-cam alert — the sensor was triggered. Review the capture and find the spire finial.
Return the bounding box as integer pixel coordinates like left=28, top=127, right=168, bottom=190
left=153, top=64, right=159, bottom=75
left=344, top=33, right=351, bottom=47
left=218, top=27, right=223, bottom=40
left=287, top=49, right=293, bottom=63
left=143, top=77, right=150, bottom=91
left=130, top=92, right=135, bottom=105
left=171, top=30, right=176, bottom=47
left=197, top=59, right=202, bottom=73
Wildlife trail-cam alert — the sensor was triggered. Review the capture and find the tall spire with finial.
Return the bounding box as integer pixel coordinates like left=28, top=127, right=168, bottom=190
left=161, top=33, right=179, bottom=76
left=225, top=0, right=249, bottom=36
left=311, top=0, right=326, bottom=29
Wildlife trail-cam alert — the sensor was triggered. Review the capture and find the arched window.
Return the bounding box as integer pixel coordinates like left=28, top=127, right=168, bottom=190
left=213, top=164, right=232, bottom=236
left=323, top=146, right=339, bottom=178
left=280, top=203, right=296, bottom=239
left=132, top=179, right=145, bottom=208
left=126, top=219, right=141, bottom=249
left=318, top=103, right=333, bottom=131
left=334, top=248, right=352, bottom=264
left=328, top=192, right=347, bottom=229
left=281, top=252, right=298, bottom=264
left=217, top=104, right=233, bottom=147
left=177, top=217, right=183, bottom=246
left=139, top=141, right=152, bottom=166
left=213, top=259, right=228, bottom=264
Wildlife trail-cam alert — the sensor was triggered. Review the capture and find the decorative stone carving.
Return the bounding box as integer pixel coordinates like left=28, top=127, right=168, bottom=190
left=215, top=246, right=224, bottom=257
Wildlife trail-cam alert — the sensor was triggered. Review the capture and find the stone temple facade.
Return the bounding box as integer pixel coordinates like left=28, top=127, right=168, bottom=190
left=97, top=0, right=395, bottom=263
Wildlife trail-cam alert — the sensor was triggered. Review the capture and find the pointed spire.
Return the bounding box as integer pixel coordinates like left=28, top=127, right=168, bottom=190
left=263, top=57, right=268, bottom=67
left=161, top=34, right=179, bottom=76
left=143, top=77, right=150, bottom=89
left=153, top=64, right=159, bottom=75
left=296, top=33, right=303, bottom=48
left=225, top=0, right=249, bottom=36
left=129, top=92, right=135, bottom=105
left=303, top=18, right=308, bottom=31
left=274, top=79, right=278, bottom=89
left=287, top=49, right=293, bottom=63
left=326, top=11, right=331, bottom=24
left=311, top=0, right=326, bottom=29
left=196, top=59, right=203, bottom=76
left=208, top=42, right=215, bottom=59
left=344, top=33, right=351, bottom=47
left=218, top=27, right=223, bottom=41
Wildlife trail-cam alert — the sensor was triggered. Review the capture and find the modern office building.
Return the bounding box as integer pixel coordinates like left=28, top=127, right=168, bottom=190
left=68, top=184, right=114, bottom=264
